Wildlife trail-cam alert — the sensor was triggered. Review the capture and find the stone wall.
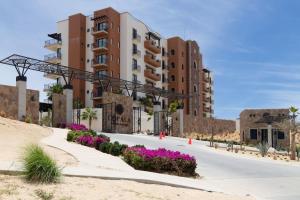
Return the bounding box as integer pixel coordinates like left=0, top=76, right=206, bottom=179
left=240, top=109, right=290, bottom=147
left=171, top=113, right=236, bottom=137
left=52, top=93, right=66, bottom=127
left=0, top=84, right=39, bottom=123
left=102, top=92, right=133, bottom=134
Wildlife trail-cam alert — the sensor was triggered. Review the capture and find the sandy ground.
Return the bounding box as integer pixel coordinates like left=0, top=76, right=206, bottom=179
left=0, top=117, right=77, bottom=167
left=190, top=132, right=240, bottom=143
left=212, top=146, right=300, bottom=164
left=0, top=175, right=253, bottom=200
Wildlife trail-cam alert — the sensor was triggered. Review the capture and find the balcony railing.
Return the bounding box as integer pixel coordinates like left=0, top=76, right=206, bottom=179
left=132, top=63, right=141, bottom=72
left=92, top=42, right=108, bottom=51
left=133, top=33, right=141, bottom=42
left=92, top=59, right=108, bottom=67
left=144, top=40, right=161, bottom=54
left=132, top=49, right=141, bottom=57
left=44, top=53, right=61, bottom=62
left=44, top=39, right=61, bottom=47
left=91, top=26, right=108, bottom=35
left=144, top=54, right=161, bottom=68
left=144, top=69, right=161, bottom=82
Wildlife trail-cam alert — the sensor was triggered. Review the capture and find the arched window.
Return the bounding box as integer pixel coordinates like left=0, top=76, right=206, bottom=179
left=194, top=61, right=197, bottom=69
left=194, top=85, right=197, bottom=92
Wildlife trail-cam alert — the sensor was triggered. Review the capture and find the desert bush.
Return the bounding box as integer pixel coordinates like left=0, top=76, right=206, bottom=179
left=25, top=115, right=32, bottom=123
left=257, top=142, right=270, bottom=157
left=123, top=147, right=197, bottom=177
left=296, top=145, right=300, bottom=161
left=0, top=111, right=7, bottom=118
left=35, top=189, right=54, bottom=200
left=22, top=144, right=61, bottom=183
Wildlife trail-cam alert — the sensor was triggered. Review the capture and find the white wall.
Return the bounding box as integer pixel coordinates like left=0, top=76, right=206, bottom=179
left=57, top=19, right=69, bottom=85
left=85, top=16, right=94, bottom=107
left=140, top=110, right=153, bottom=132
left=73, top=108, right=103, bottom=132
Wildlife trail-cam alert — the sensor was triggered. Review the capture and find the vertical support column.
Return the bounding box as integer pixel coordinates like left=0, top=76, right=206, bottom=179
left=153, top=101, right=161, bottom=135
left=16, top=76, right=27, bottom=120
left=177, top=106, right=184, bottom=137
left=267, top=124, right=272, bottom=147
left=63, top=85, right=73, bottom=124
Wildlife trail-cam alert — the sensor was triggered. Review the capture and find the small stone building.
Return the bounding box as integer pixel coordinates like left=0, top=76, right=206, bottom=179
left=240, top=109, right=290, bottom=148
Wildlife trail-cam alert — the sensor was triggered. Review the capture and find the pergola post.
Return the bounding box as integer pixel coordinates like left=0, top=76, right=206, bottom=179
left=177, top=105, right=184, bottom=137
left=16, top=76, right=27, bottom=120
left=267, top=124, right=272, bottom=147
left=153, top=101, right=161, bottom=135
left=63, top=84, right=73, bottom=124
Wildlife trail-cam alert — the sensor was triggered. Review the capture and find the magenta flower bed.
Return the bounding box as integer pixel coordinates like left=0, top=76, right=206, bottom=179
left=123, top=147, right=197, bottom=177
left=76, top=135, right=110, bottom=147
left=68, top=123, right=88, bottom=131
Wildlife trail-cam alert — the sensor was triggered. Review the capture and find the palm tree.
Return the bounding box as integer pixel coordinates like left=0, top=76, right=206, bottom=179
left=81, top=107, right=97, bottom=130
left=47, top=83, right=63, bottom=101
left=289, top=106, right=298, bottom=160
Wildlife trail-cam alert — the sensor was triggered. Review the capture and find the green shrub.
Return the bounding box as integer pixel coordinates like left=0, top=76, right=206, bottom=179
left=98, top=142, right=113, bottom=154
left=296, top=145, right=300, bottom=160
left=97, top=141, right=127, bottom=156
left=257, top=142, right=270, bottom=157
left=35, top=189, right=54, bottom=200
left=66, top=130, right=96, bottom=142
left=22, top=144, right=61, bottom=183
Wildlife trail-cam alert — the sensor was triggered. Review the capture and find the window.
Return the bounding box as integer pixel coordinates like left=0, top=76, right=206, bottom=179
left=250, top=129, right=257, bottom=140
left=87, top=28, right=90, bottom=32
left=194, top=110, right=197, bottom=116
left=95, top=54, right=107, bottom=64
left=171, top=62, right=175, bottom=68
left=132, top=28, right=138, bottom=39
left=132, top=59, right=138, bottom=69
left=96, top=70, right=107, bottom=78
left=87, top=59, right=90, bottom=63
left=162, top=60, right=165, bottom=69
left=182, top=64, right=184, bottom=69
left=194, top=62, right=197, bottom=69
left=182, top=77, right=184, bottom=82
left=162, top=48, right=166, bottom=56
left=96, top=22, right=108, bottom=31
left=171, top=49, right=175, bottom=55
left=162, top=100, right=165, bottom=109
left=171, top=88, right=175, bottom=92
left=182, top=90, right=184, bottom=94
left=133, top=44, right=138, bottom=53
left=194, top=85, right=197, bottom=92
left=162, top=74, right=166, bottom=83
left=133, top=74, right=138, bottom=82
left=96, top=38, right=107, bottom=48
left=171, top=75, right=175, bottom=81
left=277, top=131, right=285, bottom=139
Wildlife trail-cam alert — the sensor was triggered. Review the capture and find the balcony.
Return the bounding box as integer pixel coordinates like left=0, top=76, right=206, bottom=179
left=204, top=106, right=211, bottom=113
left=44, top=53, right=61, bottom=64
left=43, top=72, right=61, bottom=80
left=132, top=49, right=141, bottom=58
left=92, top=42, right=108, bottom=52
left=92, top=26, right=108, bottom=36
left=44, top=39, right=62, bottom=51
left=144, top=69, right=161, bottom=82
left=132, top=33, right=141, bottom=43
left=91, top=89, right=103, bottom=100
left=92, top=59, right=108, bottom=68
left=132, top=63, right=141, bottom=72
left=144, top=54, right=161, bottom=68
left=144, top=40, right=161, bottom=54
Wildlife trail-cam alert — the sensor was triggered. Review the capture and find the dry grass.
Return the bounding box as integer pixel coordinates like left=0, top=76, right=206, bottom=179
left=190, top=132, right=240, bottom=143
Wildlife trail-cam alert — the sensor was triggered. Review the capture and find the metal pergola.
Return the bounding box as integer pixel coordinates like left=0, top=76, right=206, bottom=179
left=0, top=54, right=187, bottom=101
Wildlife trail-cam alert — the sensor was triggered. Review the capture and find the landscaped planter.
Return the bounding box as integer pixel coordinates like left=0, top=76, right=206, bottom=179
left=123, top=147, right=197, bottom=177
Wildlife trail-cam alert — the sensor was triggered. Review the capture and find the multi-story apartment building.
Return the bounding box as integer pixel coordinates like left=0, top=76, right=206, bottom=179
left=202, top=68, right=214, bottom=118
left=43, top=7, right=213, bottom=117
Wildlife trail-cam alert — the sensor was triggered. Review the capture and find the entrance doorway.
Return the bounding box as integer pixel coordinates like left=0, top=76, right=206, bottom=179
left=261, top=129, right=268, bottom=144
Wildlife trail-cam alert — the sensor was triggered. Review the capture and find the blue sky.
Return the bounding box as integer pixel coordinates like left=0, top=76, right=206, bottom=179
left=1, top=0, right=300, bottom=119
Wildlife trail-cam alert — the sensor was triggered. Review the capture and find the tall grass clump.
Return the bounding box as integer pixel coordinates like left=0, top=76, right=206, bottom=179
left=22, top=144, right=61, bottom=183
left=257, top=142, right=270, bottom=157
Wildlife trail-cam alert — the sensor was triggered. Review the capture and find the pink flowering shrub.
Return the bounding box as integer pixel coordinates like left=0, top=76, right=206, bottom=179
left=75, top=134, right=110, bottom=147
left=123, top=147, right=197, bottom=177
left=68, top=123, right=88, bottom=131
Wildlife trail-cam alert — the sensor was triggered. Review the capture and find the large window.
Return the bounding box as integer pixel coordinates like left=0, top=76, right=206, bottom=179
left=96, top=38, right=107, bottom=48
left=95, top=54, right=107, bottom=64
left=171, top=62, right=175, bottom=68
left=277, top=131, right=285, bottom=140
left=250, top=129, right=257, bottom=140
left=96, top=22, right=108, bottom=31
left=132, top=28, right=138, bottom=39
left=132, top=59, right=137, bottom=69
left=171, top=49, right=175, bottom=55
left=171, top=75, right=175, bottom=81
left=132, top=44, right=138, bottom=54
